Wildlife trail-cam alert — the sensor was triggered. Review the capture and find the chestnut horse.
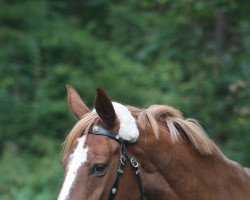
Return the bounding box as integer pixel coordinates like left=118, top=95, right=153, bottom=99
left=58, top=85, right=250, bottom=200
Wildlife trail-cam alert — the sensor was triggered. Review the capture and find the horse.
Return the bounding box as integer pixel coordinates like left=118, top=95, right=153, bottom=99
left=58, top=85, right=250, bottom=200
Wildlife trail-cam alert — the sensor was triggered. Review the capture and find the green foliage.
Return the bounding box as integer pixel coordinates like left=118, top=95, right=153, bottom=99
left=0, top=140, right=62, bottom=200
left=0, top=0, right=249, bottom=199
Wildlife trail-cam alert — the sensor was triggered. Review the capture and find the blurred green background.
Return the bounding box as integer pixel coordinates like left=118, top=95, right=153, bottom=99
left=0, top=0, right=249, bottom=199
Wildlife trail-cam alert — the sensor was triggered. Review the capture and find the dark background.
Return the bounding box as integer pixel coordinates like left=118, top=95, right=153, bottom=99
left=0, top=0, right=249, bottom=199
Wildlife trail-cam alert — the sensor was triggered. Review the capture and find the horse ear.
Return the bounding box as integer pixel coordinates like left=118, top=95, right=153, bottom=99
left=94, top=88, right=116, bottom=128
left=66, top=85, right=90, bottom=120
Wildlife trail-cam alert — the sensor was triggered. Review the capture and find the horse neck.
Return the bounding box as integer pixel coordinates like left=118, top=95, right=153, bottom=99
left=129, top=129, right=250, bottom=200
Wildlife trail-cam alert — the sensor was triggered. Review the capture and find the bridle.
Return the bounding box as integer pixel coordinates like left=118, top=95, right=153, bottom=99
left=89, top=125, right=144, bottom=200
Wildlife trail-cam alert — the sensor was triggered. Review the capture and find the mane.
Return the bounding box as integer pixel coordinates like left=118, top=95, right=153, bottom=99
left=128, top=104, right=214, bottom=155
left=63, top=104, right=214, bottom=157
left=63, top=111, right=99, bottom=156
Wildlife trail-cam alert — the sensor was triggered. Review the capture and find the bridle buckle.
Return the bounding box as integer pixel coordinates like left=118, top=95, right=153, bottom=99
left=120, top=155, right=126, bottom=165
left=130, top=157, right=139, bottom=168
left=117, top=168, right=124, bottom=174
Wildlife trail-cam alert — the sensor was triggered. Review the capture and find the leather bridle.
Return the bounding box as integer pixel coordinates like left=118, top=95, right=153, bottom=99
left=89, top=125, right=144, bottom=200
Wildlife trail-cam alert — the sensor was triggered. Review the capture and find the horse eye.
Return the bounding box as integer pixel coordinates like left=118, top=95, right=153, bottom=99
left=91, top=164, right=107, bottom=176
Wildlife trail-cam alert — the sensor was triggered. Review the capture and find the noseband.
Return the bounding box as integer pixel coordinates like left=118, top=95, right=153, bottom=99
left=89, top=125, right=144, bottom=200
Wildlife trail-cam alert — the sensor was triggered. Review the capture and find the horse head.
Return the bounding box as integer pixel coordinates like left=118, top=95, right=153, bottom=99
left=58, top=85, right=142, bottom=200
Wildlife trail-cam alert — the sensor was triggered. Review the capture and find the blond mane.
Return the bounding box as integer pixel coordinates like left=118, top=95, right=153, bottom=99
left=129, top=105, right=214, bottom=155
left=63, top=112, right=99, bottom=156
left=63, top=104, right=214, bottom=157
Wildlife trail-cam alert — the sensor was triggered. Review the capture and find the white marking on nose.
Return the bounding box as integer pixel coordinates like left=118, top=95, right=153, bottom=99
left=58, top=135, right=88, bottom=200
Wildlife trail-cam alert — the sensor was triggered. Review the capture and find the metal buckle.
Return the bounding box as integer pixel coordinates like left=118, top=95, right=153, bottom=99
left=130, top=157, right=139, bottom=168
left=120, top=155, right=126, bottom=165
left=117, top=168, right=124, bottom=174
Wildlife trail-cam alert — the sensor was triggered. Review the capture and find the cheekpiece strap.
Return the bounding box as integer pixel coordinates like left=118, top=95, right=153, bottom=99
left=108, top=143, right=127, bottom=200
left=89, top=125, right=143, bottom=200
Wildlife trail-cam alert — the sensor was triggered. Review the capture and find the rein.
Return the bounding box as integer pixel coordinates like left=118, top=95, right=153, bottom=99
left=89, top=125, right=144, bottom=200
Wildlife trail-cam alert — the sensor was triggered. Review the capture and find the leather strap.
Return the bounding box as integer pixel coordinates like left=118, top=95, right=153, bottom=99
left=90, top=125, right=127, bottom=143
left=127, top=154, right=144, bottom=200
left=108, top=143, right=127, bottom=200
left=89, top=125, right=144, bottom=200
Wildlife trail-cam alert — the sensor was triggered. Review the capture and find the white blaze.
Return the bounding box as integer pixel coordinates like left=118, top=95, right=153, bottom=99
left=58, top=135, right=88, bottom=200
left=112, top=102, right=139, bottom=143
